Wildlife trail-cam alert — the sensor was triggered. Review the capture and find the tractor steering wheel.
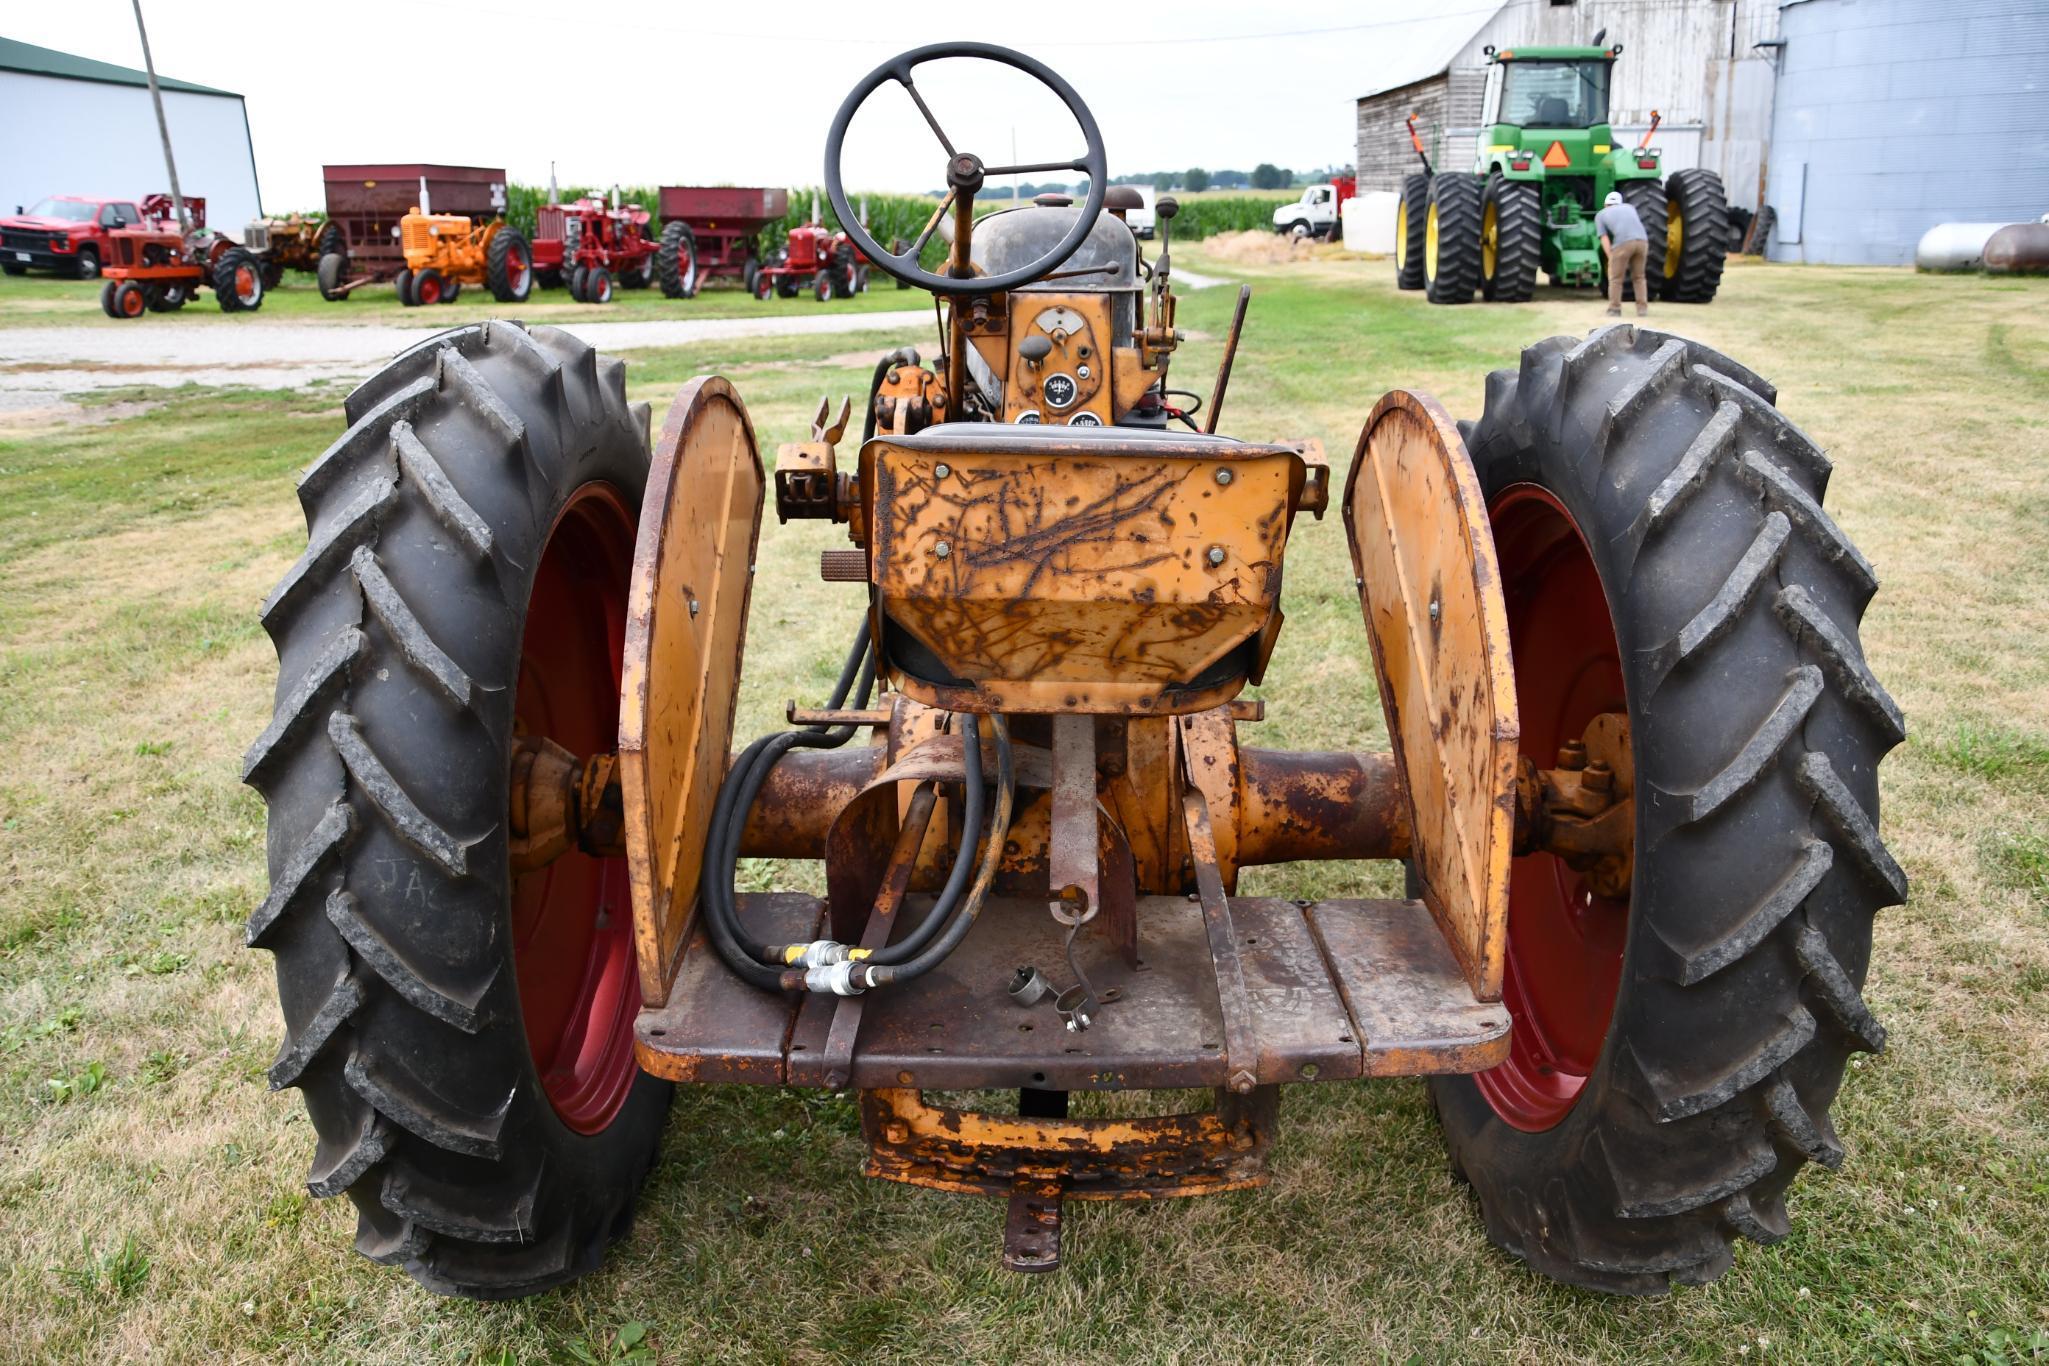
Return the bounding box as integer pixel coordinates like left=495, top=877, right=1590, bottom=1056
left=824, top=42, right=1108, bottom=296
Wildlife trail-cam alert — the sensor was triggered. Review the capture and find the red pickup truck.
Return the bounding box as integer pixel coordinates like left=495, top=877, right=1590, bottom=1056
left=1, top=195, right=205, bottom=279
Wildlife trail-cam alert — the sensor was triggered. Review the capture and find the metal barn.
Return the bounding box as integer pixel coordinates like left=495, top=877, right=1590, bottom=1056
left=0, top=37, right=262, bottom=235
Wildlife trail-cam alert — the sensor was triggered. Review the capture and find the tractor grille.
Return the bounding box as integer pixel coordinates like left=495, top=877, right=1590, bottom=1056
left=2, top=228, right=57, bottom=253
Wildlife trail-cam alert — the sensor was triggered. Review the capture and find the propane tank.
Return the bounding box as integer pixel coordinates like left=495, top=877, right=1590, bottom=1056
left=1984, top=222, right=2049, bottom=275
left=1913, top=222, right=2008, bottom=272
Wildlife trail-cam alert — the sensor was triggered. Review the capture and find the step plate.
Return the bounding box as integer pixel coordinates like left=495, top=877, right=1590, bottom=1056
left=635, top=894, right=1510, bottom=1089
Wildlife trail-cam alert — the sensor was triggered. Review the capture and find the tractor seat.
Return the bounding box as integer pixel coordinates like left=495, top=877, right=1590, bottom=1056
left=1534, top=95, right=1571, bottom=126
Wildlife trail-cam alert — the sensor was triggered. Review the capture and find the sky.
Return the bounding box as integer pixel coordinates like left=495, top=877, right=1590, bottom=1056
left=8, top=1, right=1500, bottom=209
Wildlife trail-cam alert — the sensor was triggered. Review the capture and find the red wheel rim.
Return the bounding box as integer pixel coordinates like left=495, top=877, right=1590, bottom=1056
left=418, top=274, right=440, bottom=305
left=512, top=482, right=640, bottom=1134
left=509, top=250, right=528, bottom=291
left=120, top=286, right=144, bottom=317
left=236, top=266, right=258, bottom=302
left=1477, top=484, right=1630, bottom=1131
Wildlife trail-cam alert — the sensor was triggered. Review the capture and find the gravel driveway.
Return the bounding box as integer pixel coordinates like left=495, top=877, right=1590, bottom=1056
left=0, top=310, right=937, bottom=413
left=0, top=266, right=1226, bottom=421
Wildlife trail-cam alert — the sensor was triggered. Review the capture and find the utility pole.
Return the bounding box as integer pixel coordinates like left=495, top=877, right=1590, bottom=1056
left=130, top=0, right=191, bottom=235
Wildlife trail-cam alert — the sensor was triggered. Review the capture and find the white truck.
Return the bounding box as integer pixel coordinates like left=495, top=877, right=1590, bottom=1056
left=1272, top=178, right=1357, bottom=239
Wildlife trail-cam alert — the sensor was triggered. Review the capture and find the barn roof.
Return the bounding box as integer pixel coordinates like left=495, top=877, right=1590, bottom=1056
left=1353, top=1, right=1505, bottom=101
left=0, top=36, right=239, bottom=98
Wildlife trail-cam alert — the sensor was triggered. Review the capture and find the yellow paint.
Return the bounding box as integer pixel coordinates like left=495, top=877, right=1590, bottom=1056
left=1593, top=144, right=1611, bottom=154
left=1666, top=199, right=1685, bottom=279
left=1481, top=200, right=1498, bottom=280
left=1425, top=202, right=1440, bottom=278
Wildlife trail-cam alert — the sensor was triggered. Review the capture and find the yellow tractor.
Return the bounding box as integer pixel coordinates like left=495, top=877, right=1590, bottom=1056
left=393, top=178, right=533, bottom=307
left=247, top=43, right=1902, bottom=1297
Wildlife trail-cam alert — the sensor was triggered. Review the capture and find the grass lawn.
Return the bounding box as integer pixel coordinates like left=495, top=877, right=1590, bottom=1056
left=0, top=270, right=925, bottom=331
left=1, top=252, right=2045, bottom=1362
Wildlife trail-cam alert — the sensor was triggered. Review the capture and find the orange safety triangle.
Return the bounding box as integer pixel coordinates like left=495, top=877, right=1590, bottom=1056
left=1542, top=141, right=1571, bottom=168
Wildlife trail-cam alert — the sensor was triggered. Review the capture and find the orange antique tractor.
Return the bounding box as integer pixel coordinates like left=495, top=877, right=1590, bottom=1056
left=393, top=179, right=534, bottom=307
left=248, top=43, right=1902, bottom=1298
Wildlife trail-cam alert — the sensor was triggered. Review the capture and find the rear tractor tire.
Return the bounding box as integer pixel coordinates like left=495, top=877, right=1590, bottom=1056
left=395, top=269, right=416, bottom=307
left=1395, top=172, right=1429, bottom=290
left=1614, top=180, right=1667, bottom=304
left=246, top=320, right=670, bottom=1298
left=1480, top=174, right=1541, bottom=303
left=1437, top=324, right=1905, bottom=1292
left=657, top=221, right=698, bottom=299
left=1424, top=171, right=1483, bottom=305
left=486, top=227, right=534, bottom=304
left=1661, top=168, right=1730, bottom=304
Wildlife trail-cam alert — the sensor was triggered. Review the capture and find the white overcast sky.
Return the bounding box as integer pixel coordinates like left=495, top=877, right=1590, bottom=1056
left=12, top=1, right=1496, bottom=209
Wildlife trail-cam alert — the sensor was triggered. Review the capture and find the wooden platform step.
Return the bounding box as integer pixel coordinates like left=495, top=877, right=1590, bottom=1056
left=634, top=894, right=1509, bottom=1090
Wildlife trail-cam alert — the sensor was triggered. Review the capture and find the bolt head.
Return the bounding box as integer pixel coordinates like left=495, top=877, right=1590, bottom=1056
left=1215, top=468, right=1234, bottom=485
left=934, top=540, right=951, bottom=558
left=687, top=598, right=700, bottom=617
left=1206, top=546, right=1226, bottom=566
left=934, top=462, right=951, bottom=479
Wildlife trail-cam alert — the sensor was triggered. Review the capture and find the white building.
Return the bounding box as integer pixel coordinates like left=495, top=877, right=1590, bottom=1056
left=0, top=36, right=262, bottom=231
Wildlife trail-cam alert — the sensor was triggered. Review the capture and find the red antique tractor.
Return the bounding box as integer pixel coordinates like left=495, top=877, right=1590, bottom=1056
left=96, top=195, right=264, bottom=318
left=533, top=194, right=659, bottom=304
left=753, top=219, right=869, bottom=300
left=249, top=42, right=1900, bottom=1299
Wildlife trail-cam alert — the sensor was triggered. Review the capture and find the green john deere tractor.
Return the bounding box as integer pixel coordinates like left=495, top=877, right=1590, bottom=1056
left=1394, top=37, right=1728, bottom=305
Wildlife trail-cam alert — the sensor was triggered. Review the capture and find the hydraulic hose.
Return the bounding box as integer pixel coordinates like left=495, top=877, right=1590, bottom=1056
left=699, top=623, right=874, bottom=990
left=859, top=715, right=1014, bottom=989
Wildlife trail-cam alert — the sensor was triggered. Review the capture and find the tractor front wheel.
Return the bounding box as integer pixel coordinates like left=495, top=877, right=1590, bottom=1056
left=395, top=269, right=416, bottom=307
left=246, top=320, right=670, bottom=1298
left=1479, top=174, right=1540, bottom=302
left=657, top=222, right=698, bottom=299
left=1436, top=325, right=1904, bottom=1292
left=812, top=270, right=834, bottom=302
left=1423, top=172, right=1483, bottom=305
left=148, top=282, right=190, bottom=312
left=443, top=278, right=462, bottom=304
left=1661, top=169, right=1730, bottom=303
left=1395, top=173, right=1429, bottom=290
left=585, top=267, right=613, bottom=304
left=216, top=248, right=266, bottom=313
left=413, top=269, right=447, bottom=307
left=754, top=270, right=774, bottom=301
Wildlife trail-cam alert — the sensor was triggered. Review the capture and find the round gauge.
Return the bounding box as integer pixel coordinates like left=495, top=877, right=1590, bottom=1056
left=1067, top=411, right=1103, bottom=427
left=1015, top=411, right=1042, bottom=424
left=1041, top=373, right=1078, bottom=409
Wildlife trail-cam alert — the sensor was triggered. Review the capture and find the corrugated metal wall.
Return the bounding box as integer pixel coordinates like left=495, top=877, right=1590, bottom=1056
left=1767, top=0, right=2049, bottom=265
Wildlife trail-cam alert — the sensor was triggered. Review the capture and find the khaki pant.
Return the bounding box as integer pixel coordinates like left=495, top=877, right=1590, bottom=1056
left=1606, top=238, right=1649, bottom=313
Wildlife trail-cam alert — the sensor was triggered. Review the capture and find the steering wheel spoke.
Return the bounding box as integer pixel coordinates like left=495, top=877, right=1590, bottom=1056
left=825, top=42, right=1110, bottom=296
left=980, top=159, right=1088, bottom=179
left=896, top=77, right=958, bottom=159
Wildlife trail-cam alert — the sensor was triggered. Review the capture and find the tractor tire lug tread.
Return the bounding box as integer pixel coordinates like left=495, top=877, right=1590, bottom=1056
left=248, top=322, right=668, bottom=1297
left=1433, top=321, right=1901, bottom=1292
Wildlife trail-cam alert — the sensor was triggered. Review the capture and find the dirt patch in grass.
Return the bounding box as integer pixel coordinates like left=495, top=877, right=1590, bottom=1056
left=1198, top=229, right=1336, bottom=264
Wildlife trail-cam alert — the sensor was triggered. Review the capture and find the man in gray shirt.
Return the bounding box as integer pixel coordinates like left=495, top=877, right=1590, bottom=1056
left=1595, top=191, right=1650, bottom=317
